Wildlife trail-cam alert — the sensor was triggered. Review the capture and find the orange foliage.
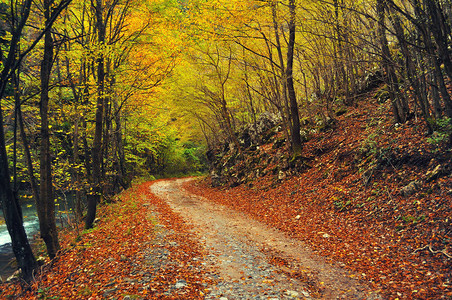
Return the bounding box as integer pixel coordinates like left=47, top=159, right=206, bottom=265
left=185, top=97, right=452, bottom=300
left=0, top=181, right=211, bottom=299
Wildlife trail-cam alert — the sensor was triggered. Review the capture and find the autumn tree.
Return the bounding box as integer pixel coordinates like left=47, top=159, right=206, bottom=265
left=285, top=0, right=302, bottom=155
left=0, top=0, right=37, bottom=278
left=51, top=0, right=184, bottom=227
left=370, top=0, right=452, bottom=134
left=36, top=0, right=68, bottom=258
left=377, top=0, right=408, bottom=124
left=0, top=0, right=70, bottom=280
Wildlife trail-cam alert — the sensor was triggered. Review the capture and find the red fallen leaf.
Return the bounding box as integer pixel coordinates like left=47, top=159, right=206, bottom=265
left=0, top=180, right=212, bottom=299
left=185, top=106, right=452, bottom=300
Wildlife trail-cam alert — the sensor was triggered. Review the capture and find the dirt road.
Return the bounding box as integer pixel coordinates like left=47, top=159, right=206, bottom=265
left=150, top=178, right=381, bottom=300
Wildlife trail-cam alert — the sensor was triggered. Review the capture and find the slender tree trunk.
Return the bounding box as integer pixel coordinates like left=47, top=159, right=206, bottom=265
left=0, top=80, right=36, bottom=280
left=417, top=0, right=452, bottom=118
left=64, top=55, right=85, bottom=221
left=286, top=0, right=302, bottom=155
left=102, top=61, right=113, bottom=195
left=272, top=1, right=291, bottom=133
left=39, top=0, right=59, bottom=258
left=113, top=99, right=129, bottom=190
left=13, top=73, right=40, bottom=209
left=334, top=0, right=349, bottom=105
left=377, top=0, right=406, bottom=123
left=0, top=123, right=37, bottom=280
left=72, top=116, right=84, bottom=220
left=262, top=28, right=291, bottom=145
left=432, top=57, right=452, bottom=118
left=86, top=0, right=106, bottom=229
left=243, top=52, right=257, bottom=127
left=425, top=0, right=452, bottom=81
left=0, top=0, right=37, bottom=281
left=429, top=64, right=443, bottom=119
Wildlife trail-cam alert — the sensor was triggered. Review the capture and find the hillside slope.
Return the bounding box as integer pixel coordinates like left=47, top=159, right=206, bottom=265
left=188, top=94, right=452, bottom=299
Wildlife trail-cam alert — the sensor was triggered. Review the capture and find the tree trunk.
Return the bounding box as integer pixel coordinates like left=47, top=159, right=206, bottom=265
left=271, top=1, right=291, bottom=134
left=73, top=115, right=84, bottom=220
left=86, top=0, right=106, bottom=229
left=0, top=87, right=36, bottom=279
left=333, top=0, right=350, bottom=105
left=64, top=55, right=85, bottom=221
left=39, top=0, right=60, bottom=258
left=377, top=0, right=406, bottom=123
left=0, top=95, right=37, bottom=280
left=0, top=0, right=36, bottom=281
left=429, top=63, right=443, bottom=119
left=0, top=127, right=37, bottom=280
left=13, top=73, right=40, bottom=212
left=113, top=99, right=129, bottom=190
left=424, top=0, right=452, bottom=81
left=286, top=0, right=302, bottom=155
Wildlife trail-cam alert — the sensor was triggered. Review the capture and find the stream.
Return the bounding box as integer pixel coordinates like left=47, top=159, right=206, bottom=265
left=0, top=195, right=74, bottom=280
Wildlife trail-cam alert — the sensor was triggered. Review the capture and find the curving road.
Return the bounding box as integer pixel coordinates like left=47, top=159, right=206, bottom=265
left=151, top=178, right=381, bottom=300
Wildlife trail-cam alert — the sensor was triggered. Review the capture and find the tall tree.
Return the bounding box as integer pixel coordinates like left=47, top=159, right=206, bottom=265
left=286, top=0, right=302, bottom=155
left=376, top=0, right=407, bottom=123
left=0, top=0, right=37, bottom=281
left=0, top=0, right=70, bottom=278
left=85, top=0, right=106, bottom=229
left=38, top=0, right=60, bottom=258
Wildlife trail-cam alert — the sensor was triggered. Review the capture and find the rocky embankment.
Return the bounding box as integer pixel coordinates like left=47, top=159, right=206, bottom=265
left=207, top=113, right=312, bottom=187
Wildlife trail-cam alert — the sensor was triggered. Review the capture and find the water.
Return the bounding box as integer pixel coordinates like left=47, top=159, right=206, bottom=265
left=0, top=206, right=40, bottom=246
left=0, top=195, right=74, bottom=279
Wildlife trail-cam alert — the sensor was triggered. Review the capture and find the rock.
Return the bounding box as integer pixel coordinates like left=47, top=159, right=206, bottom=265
left=425, top=164, right=445, bottom=182
left=103, top=287, right=118, bottom=297
left=207, top=112, right=284, bottom=187
left=120, top=254, right=128, bottom=261
left=301, top=290, right=310, bottom=297
left=300, top=129, right=311, bottom=142
left=317, top=232, right=331, bottom=238
left=236, top=112, right=281, bottom=148
left=358, top=70, right=383, bottom=93
left=7, top=269, right=21, bottom=282
left=175, top=279, right=187, bottom=289
left=285, top=290, right=299, bottom=297
left=37, top=256, right=46, bottom=266
left=316, top=116, right=335, bottom=131
left=210, top=170, right=222, bottom=187
left=400, top=181, right=419, bottom=196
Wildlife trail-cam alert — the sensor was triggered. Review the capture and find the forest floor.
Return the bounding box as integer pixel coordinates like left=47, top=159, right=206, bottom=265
left=0, top=178, right=381, bottom=300
left=0, top=95, right=451, bottom=300
left=187, top=95, right=452, bottom=299
left=151, top=179, right=380, bottom=299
